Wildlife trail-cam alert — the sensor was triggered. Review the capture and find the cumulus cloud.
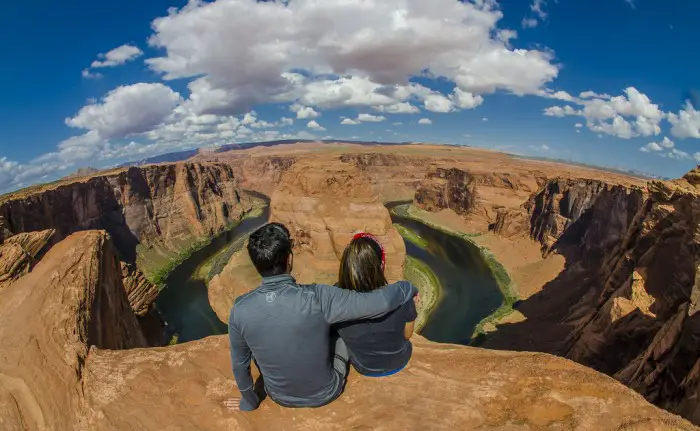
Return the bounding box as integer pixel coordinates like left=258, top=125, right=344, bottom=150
left=357, top=113, right=387, bottom=123
left=543, top=87, right=664, bottom=139
left=66, top=83, right=182, bottom=139
left=575, top=123, right=583, bottom=128
left=521, top=18, right=538, bottom=29
left=418, top=118, right=432, bottom=125
left=543, top=105, right=580, bottom=117
left=341, top=118, right=360, bottom=125
left=81, top=69, right=103, bottom=79
left=307, top=120, right=325, bottom=131
left=668, top=102, right=700, bottom=139
left=640, top=142, right=663, bottom=152
left=290, top=104, right=319, bottom=119
left=91, top=44, right=143, bottom=68
left=145, top=0, right=559, bottom=115
left=374, top=102, right=421, bottom=114
left=522, top=0, right=547, bottom=28
left=451, top=89, right=484, bottom=110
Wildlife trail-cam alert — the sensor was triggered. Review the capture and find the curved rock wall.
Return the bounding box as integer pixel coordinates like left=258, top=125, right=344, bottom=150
left=269, top=160, right=405, bottom=284
left=487, top=171, right=700, bottom=424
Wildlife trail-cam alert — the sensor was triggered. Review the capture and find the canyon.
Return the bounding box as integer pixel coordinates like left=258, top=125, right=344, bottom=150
left=0, top=141, right=698, bottom=429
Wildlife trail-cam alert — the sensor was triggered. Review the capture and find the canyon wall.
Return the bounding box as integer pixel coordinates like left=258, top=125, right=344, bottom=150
left=0, top=231, right=146, bottom=430
left=486, top=170, right=700, bottom=423
left=0, top=162, right=256, bottom=317
left=0, top=228, right=693, bottom=430
left=270, top=159, right=406, bottom=284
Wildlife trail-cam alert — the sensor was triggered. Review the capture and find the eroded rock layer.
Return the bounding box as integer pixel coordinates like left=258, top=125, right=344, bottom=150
left=485, top=170, right=700, bottom=423
left=0, top=229, right=55, bottom=289
left=1, top=229, right=692, bottom=430
left=269, top=159, right=406, bottom=284
left=0, top=231, right=146, bottom=430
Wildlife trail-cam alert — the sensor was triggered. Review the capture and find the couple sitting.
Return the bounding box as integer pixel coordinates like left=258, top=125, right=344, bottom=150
left=228, top=223, right=418, bottom=411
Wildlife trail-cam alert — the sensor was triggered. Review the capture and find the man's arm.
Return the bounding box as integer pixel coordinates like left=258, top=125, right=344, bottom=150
left=228, top=309, right=260, bottom=412
left=316, top=280, right=418, bottom=324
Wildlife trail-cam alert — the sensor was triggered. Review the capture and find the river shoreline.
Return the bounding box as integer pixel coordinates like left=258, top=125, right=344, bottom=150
left=390, top=204, right=518, bottom=340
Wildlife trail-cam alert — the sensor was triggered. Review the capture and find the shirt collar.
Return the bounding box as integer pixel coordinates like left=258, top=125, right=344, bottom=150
left=261, top=273, right=296, bottom=286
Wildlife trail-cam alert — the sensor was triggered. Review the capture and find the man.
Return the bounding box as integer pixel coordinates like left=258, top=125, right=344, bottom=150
left=228, top=223, right=417, bottom=411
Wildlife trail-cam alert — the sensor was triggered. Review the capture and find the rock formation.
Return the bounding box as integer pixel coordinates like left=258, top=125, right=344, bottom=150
left=485, top=170, right=700, bottom=423
left=0, top=162, right=256, bottom=321
left=269, top=159, right=406, bottom=284
left=0, top=231, right=146, bottom=430
left=1, top=229, right=694, bottom=429
left=0, top=229, right=55, bottom=289
left=415, top=167, right=479, bottom=215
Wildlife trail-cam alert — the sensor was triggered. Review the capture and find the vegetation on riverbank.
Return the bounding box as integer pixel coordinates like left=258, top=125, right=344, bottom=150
left=390, top=203, right=518, bottom=339
left=403, top=255, right=441, bottom=332
left=394, top=223, right=429, bottom=249
left=139, top=196, right=269, bottom=288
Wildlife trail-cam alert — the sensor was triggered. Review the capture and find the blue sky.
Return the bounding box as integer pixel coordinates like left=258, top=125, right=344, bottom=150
left=1, top=0, right=699, bottom=192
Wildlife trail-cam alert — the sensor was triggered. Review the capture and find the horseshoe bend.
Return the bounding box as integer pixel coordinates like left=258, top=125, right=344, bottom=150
left=1, top=142, right=700, bottom=430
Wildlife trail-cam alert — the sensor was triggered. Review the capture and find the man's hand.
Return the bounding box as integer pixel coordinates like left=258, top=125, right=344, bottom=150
left=223, top=398, right=241, bottom=412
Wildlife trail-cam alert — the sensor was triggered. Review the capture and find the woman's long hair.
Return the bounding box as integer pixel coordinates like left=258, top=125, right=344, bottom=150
left=338, top=233, right=387, bottom=292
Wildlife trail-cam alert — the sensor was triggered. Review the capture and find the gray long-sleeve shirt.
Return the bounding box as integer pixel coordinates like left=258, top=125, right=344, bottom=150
left=228, top=274, right=417, bottom=411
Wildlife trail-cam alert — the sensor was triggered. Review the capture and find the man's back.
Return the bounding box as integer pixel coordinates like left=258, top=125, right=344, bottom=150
left=230, top=275, right=341, bottom=407
left=229, top=274, right=417, bottom=410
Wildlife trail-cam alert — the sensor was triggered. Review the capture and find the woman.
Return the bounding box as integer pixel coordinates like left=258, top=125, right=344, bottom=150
left=334, top=233, right=417, bottom=377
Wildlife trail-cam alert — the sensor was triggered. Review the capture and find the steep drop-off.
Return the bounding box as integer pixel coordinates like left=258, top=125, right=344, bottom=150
left=484, top=171, right=700, bottom=423
left=0, top=162, right=257, bottom=316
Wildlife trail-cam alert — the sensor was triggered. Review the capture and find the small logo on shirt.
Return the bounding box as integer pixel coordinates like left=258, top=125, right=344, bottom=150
left=266, top=292, right=277, bottom=303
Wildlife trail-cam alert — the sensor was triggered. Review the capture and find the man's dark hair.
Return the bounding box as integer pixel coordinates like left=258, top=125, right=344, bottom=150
left=247, top=223, right=292, bottom=277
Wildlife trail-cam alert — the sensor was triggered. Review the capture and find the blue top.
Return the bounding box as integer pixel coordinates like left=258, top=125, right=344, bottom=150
left=228, top=275, right=417, bottom=411
left=335, top=300, right=417, bottom=376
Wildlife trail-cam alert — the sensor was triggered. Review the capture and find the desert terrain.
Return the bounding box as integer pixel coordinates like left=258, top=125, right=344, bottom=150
left=1, top=141, right=698, bottom=429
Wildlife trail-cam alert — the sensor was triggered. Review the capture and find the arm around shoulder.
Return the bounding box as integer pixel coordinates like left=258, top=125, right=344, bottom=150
left=317, top=280, right=418, bottom=324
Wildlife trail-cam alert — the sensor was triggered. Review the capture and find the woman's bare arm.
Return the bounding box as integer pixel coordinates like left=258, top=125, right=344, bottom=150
left=404, top=321, right=415, bottom=340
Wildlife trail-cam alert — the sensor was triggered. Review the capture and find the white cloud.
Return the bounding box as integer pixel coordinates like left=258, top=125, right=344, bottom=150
left=529, top=144, right=550, bottom=151
left=531, top=0, right=547, bottom=19
left=418, top=118, right=432, bottom=125
left=544, top=90, right=575, bottom=102
left=374, top=102, right=420, bottom=114
left=423, top=93, right=455, bottom=113
left=482, top=117, right=489, bottom=122
left=668, top=102, right=700, bottom=139
left=575, top=123, right=583, bottom=128
left=450, top=88, right=484, bottom=110
left=658, top=137, right=675, bottom=149
left=579, top=90, right=611, bottom=100
left=694, top=152, right=700, bottom=162
left=544, top=87, right=664, bottom=139
left=91, top=44, right=143, bottom=68
left=640, top=142, right=663, bottom=152
left=668, top=148, right=691, bottom=160
left=357, top=113, right=387, bottom=123
left=290, top=104, right=319, bottom=119
left=543, top=105, right=580, bottom=117
left=66, top=83, right=182, bottom=139
left=145, top=0, right=559, bottom=115
left=307, top=120, right=326, bottom=131
left=81, top=69, right=103, bottom=79
left=521, top=18, right=538, bottom=28
left=341, top=118, right=360, bottom=125
left=588, top=115, right=635, bottom=139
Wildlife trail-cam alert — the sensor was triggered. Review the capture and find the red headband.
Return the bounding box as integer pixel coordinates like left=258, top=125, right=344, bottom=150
left=352, top=232, right=386, bottom=271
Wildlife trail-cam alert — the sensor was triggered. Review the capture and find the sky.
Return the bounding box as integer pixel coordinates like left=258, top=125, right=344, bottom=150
left=1, top=0, right=699, bottom=193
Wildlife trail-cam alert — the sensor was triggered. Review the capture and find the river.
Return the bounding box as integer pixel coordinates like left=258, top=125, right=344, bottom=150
left=155, top=198, right=502, bottom=345
left=155, top=195, right=271, bottom=343
left=387, top=203, right=503, bottom=345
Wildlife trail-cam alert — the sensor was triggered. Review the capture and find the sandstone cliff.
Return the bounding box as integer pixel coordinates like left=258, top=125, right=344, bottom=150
left=485, top=170, right=700, bottom=423
left=1, top=230, right=693, bottom=429
left=0, top=231, right=146, bottom=430
left=269, top=159, right=406, bottom=284
left=0, top=162, right=256, bottom=319
left=0, top=229, right=55, bottom=289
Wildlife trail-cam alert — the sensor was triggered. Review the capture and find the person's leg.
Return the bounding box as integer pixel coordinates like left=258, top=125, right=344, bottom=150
left=331, top=336, right=350, bottom=379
